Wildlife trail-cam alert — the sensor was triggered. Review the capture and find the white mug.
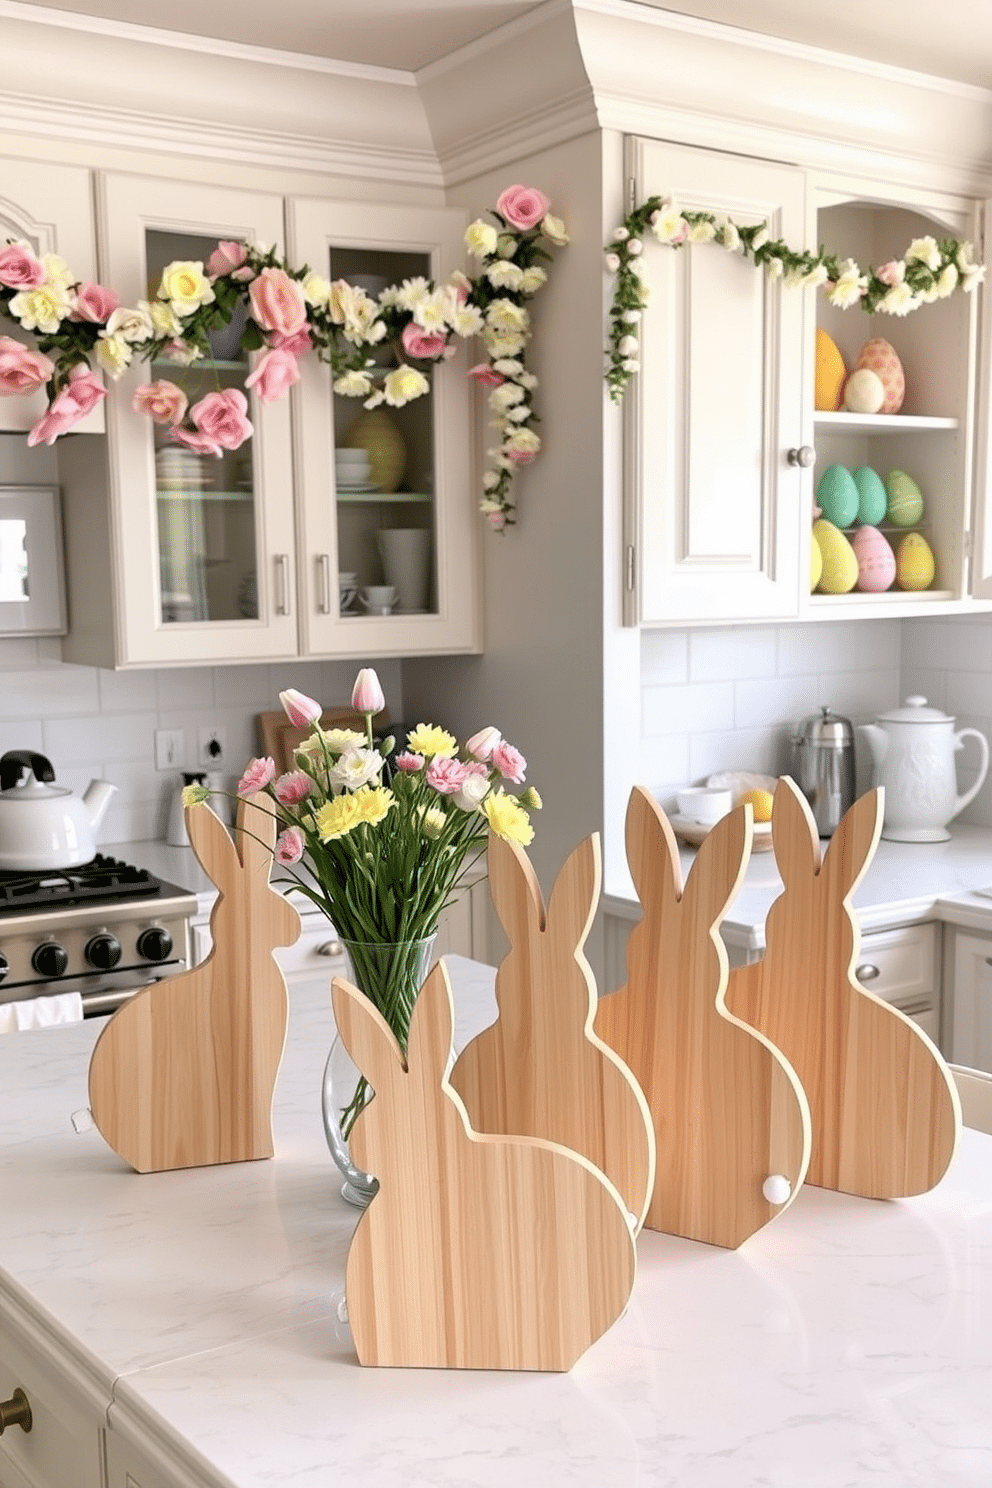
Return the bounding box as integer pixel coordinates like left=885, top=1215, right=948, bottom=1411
left=359, top=585, right=396, bottom=614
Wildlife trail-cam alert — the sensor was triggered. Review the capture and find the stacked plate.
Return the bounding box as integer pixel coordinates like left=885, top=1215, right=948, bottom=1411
left=335, top=448, right=379, bottom=495
left=156, top=446, right=211, bottom=490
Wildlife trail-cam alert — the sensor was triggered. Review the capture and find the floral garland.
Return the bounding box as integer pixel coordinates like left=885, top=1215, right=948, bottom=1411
left=0, top=184, right=567, bottom=532
left=604, top=194, right=986, bottom=405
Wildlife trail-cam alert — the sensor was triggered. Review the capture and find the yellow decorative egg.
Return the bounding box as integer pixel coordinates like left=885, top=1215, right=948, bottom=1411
left=812, top=518, right=858, bottom=594
left=810, top=530, right=823, bottom=592
left=853, top=337, right=905, bottom=414
left=885, top=469, right=925, bottom=527
left=895, top=531, right=936, bottom=591
left=815, top=329, right=847, bottom=412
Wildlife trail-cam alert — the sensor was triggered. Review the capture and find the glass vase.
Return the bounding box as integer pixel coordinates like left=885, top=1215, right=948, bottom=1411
left=321, top=934, right=437, bottom=1208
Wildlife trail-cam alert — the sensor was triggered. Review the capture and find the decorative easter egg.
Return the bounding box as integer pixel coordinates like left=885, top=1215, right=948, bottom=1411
left=812, top=518, right=858, bottom=594
left=885, top=469, right=925, bottom=527
left=853, top=337, right=905, bottom=414
left=843, top=368, right=885, bottom=415
left=810, top=528, right=823, bottom=592
left=852, top=465, right=887, bottom=526
left=895, top=531, right=936, bottom=591
left=815, top=329, right=847, bottom=412
left=816, top=464, right=859, bottom=529
left=852, top=525, right=896, bottom=593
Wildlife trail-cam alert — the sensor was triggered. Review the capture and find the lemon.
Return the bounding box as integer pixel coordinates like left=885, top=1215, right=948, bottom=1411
left=740, top=787, right=774, bottom=823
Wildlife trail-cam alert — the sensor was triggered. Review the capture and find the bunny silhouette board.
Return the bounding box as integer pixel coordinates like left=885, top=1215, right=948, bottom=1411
left=449, top=832, right=655, bottom=1231
left=594, top=787, right=811, bottom=1250
left=724, top=778, right=960, bottom=1199
left=88, top=798, right=301, bottom=1173
left=334, top=961, right=637, bottom=1371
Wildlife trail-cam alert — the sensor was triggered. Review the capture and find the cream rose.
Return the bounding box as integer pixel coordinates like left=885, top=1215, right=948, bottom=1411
left=95, top=332, right=133, bottom=377
left=158, top=261, right=215, bottom=317
left=464, top=220, right=499, bottom=258
left=7, top=282, right=72, bottom=335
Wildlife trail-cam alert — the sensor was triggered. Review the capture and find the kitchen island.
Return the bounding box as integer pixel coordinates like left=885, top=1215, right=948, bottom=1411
left=1, top=958, right=991, bottom=1487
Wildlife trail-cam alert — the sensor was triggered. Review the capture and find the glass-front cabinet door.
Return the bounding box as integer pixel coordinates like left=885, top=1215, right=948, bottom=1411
left=287, top=199, right=479, bottom=657
left=95, top=174, right=296, bottom=665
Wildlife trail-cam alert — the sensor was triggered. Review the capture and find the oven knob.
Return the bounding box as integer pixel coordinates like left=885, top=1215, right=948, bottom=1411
left=85, top=933, right=122, bottom=970
left=32, top=942, right=69, bottom=978
left=0, top=952, right=8, bottom=984
left=137, top=927, right=173, bottom=963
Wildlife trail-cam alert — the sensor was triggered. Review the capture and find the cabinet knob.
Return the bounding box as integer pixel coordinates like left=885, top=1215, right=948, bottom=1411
left=0, top=1387, right=32, bottom=1434
left=787, top=446, right=816, bottom=468
left=856, top=963, right=880, bottom=982
left=317, top=939, right=341, bottom=957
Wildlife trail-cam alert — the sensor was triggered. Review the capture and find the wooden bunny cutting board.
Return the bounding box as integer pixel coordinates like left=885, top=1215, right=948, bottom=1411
left=595, top=787, right=811, bottom=1249
left=88, top=798, right=301, bottom=1173
left=724, top=778, right=960, bottom=1198
left=335, top=961, right=637, bottom=1371
left=449, top=831, right=655, bottom=1230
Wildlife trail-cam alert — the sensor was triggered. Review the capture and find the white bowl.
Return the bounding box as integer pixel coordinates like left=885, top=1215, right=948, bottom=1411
left=675, top=786, right=733, bottom=825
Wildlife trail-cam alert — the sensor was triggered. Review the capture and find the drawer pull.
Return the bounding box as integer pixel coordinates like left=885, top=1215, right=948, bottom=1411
left=0, top=1387, right=32, bottom=1434
left=856, top=963, right=880, bottom=982
left=317, top=939, right=341, bottom=957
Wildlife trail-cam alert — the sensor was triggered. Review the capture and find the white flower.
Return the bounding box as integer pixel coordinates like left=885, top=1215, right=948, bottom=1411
left=496, top=234, right=518, bottom=260
left=302, top=272, right=331, bottom=308
left=484, top=329, right=528, bottom=358
left=504, top=427, right=541, bottom=457
left=827, top=259, right=868, bottom=308
left=801, top=263, right=829, bottom=289
left=490, top=382, right=526, bottom=410
left=449, top=303, right=485, bottom=336
left=906, top=236, right=942, bottom=271
left=453, top=774, right=491, bottom=812
left=105, top=305, right=154, bottom=344
left=492, top=358, right=523, bottom=375
left=486, top=260, right=525, bottom=291
left=515, top=371, right=538, bottom=389
left=363, top=389, right=385, bottom=409
left=506, top=404, right=530, bottom=422
left=627, top=237, right=643, bottom=256
left=7, top=282, right=72, bottom=334
left=519, top=266, right=547, bottom=293
left=40, top=253, right=73, bottom=290
left=541, top=214, right=570, bottom=246
left=878, top=282, right=919, bottom=316
left=716, top=220, right=740, bottom=252
left=605, top=252, right=621, bottom=273
left=622, top=358, right=640, bottom=374
left=688, top=220, right=716, bottom=244
left=765, top=257, right=784, bottom=281
left=413, top=289, right=451, bottom=331
left=935, top=263, right=959, bottom=298
left=333, top=369, right=373, bottom=397
left=622, top=309, right=642, bottom=324
left=651, top=203, right=689, bottom=245
left=962, top=262, right=986, bottom=292
left=482, top=470, right=502, bottom=490
left=617, top=335, right=639, bottom=355
left=612, top=226, right=630, bottom=242
left=465, top=220, right=498, bottom=258
left=486, top=299, right=529, bottom=333
left=327, top=747, right=384, bottom=793
left=395, top=276, right=431, bottom=311
left=140, top=298, right=182, bottom=339
left=95, top=332, right=133, bottom=377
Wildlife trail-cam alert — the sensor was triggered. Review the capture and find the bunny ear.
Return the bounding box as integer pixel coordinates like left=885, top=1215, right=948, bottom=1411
left=186, top=799, right=241, bottom=887
left=545, top=834, right=601, bottom=955
left=682, top=803, right=752, bottom=925
left=405, top=961, right=455, bottom=1088
left=232, top=795, right=278, bottom=872
left=331, top=976, right=405, bottom=1099
left=771, top=776, right=822, bottom=888
left=625, top=786, right=682, bottom=907
left=487, top=830, right=546, bottom=940
left=822, top=786, right=883, bottom=897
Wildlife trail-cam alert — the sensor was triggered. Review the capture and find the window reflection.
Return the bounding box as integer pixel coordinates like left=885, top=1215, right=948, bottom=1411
left=0, top=519, right=28, bottom=602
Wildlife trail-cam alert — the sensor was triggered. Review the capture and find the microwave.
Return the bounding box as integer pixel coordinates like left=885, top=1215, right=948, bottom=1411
left=0, top=484, right=66, bottom=636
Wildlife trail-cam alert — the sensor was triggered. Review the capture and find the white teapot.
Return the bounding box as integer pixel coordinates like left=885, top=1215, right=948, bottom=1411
left=859, top=697, right=990, bottom=842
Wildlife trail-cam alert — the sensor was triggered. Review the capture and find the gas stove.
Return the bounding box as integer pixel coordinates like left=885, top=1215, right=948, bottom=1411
left=0, top=855, right=197, bottom=1018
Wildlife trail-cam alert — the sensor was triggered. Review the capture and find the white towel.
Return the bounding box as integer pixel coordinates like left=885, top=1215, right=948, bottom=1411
left=0, top=991, right=84, bottom=1034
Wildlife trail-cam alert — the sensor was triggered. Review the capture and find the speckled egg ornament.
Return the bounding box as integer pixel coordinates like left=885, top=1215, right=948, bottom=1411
left=852, top=525, right=896, bottom=592
left=895, top=531, right=936, bottom=590
left=885, top=469, right=925, bottom=527
left=853, top=338, right=905, bottom=414
left=812, top=518, right=858, bottom=594
left=852, top=466, right=888, bottom=526
left=843, top=368, right=885, bottom=414
left=815, top=329, right=847, bottom=411
left=816, top=464, right=859, bottom=529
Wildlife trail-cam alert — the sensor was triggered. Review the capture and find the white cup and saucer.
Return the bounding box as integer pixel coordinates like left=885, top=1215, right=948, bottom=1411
left=338, top=570, right=358, bottom=613
left=359, top=584, right=397, bottom=615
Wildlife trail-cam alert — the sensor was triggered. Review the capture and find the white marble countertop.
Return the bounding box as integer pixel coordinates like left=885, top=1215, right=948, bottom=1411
left=1, top=960, right=991, bottom=1486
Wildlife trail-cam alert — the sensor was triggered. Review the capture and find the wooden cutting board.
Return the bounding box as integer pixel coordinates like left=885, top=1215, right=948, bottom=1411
left=724, top=778, right=960, bottom=1198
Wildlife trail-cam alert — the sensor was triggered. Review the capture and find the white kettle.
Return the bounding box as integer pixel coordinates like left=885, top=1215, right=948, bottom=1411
left=0, top=750, right=117, bottom=871
left=858, top=697, right=990, bottom=842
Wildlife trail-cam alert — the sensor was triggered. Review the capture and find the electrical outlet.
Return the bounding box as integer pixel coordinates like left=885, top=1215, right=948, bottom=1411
left=155, top=728, right=185, bottom=771
left=198, top=727, right=227, bottom=768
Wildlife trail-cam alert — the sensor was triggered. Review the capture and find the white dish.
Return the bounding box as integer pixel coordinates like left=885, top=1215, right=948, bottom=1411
left=337, top=481, right=381, bottom=494
left=669, top=813, right=773, bottom=851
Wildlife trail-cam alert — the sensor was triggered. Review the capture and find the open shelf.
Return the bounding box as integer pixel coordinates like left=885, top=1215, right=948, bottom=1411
left=814, top=412, right=959, bottom=433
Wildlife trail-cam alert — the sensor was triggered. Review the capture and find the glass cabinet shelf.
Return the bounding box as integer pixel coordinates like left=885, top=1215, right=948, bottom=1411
left=814, top=412, right=959, bottom=433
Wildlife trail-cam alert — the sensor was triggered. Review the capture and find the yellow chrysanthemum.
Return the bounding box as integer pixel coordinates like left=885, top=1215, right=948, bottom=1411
left=406, top=724, right=458, bottom=759
left=352, top=786, right=395, bottom=826
left=482, top=790, right=534, bottom=846
left=315, top=794, right=362, bottom=841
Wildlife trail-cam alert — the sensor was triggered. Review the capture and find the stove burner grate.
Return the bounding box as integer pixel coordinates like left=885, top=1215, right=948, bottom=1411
left=0, top=855, right=164, bottom=913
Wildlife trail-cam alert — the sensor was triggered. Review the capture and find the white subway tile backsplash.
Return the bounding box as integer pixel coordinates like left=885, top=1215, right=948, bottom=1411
left=689, top=626, right=777, bottom=683
left=733, top=675, right=819, bottom=732
left=640, top=630, right=689, bottom=686
left=98, top=667, right=159, bottom=712
left=643, top=680, right=735, bottom=737
left=43, top=711, right=158, bottom=763
left=155, top=667, right=215, bottom=711
left=816, top=669, right=901, bottom=721
left=1, top=665, right=99, bottom=717
left=0, top=719, right=44, bottom=755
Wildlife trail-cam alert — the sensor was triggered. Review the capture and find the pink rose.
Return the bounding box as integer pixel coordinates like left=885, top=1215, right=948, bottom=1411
left=876, top=260, right=904, bottom=287
left=468, top=363, right=504, bottom=389
left=273, top=771, right=313, bottom=806
left=168, top=425, right=222, bottom=456
left=401, top=322, right=449, bottom=361
left=248, top=267, right=307, bottom=335
left=492, top=740, right=526, bottom=783
left=505, top=447, right=538, bottom=466
left=268, top=325, right=312, bottom=356
left=237, top=756, right=276, bottom=797
left=0, top=336, right=54, bottom=396
left=132, top=380, right=188, bottom=425
left=495, top=185, right=551, bottom=232
left=244, top=347, right=300, bottom=404
left=206, top=240, right=248, bottom=277
left=188, top=388, right=253, bottom=451
left=425, top=757, right=471, bottom=795
left=395, top=752, right=424, bottom=773
left=279, top=687, right=322, bottom=728
left=0, top=242, right=45, bottom=288
left=275, top=826, right=306, bottom=864
left=486, top=511, right=507, bottom=531
left=351, top=667, right=385, bottom=715
left=70, top=283, right=120, bottom=323
left=465, top=726, right=501, bottom=761
left=26, top=365, right=106, bottom=447
left=230, top=265, right=256, bottom=283
left=62, top=365, right=106, bottom=417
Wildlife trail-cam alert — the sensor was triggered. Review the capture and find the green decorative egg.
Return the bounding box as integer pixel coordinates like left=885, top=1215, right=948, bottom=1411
left=812, top=518, right=858, bottom=594
left=885, top=469, right=925, bottom=527
left=852, top=465, right=887, bottom=526
left=815, top=464, right=859, bottom=529
left=895, top=531, right=936, bottom=591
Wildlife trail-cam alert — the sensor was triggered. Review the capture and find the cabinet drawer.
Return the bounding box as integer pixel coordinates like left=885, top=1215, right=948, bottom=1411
left=854, top=923, right=939, bottom=1019
left=0, top=1322, right=104, bottom=1488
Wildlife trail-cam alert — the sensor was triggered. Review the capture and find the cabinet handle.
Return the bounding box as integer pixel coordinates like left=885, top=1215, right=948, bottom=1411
left=787, top=446, right=816, bottom=467
left=0, top=1388, right=32, bottom=1434
left=856, top=963, right=880, bottom=982
left=317, top=939, right=341, bottom=957
left=274, top=554, right=290, bottom=615
left=317, top=554, right=332, bottom=614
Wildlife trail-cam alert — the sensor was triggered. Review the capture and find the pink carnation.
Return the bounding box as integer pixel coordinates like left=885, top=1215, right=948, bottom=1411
left=0, top=242, right=45, bottom=288
left=425, top=757, right=471, bottom=795
left=0, top=337, right=54, bottom=397
left=496, top=184, right=551, bottom=232
left=395, top=752, right=425, bottom=773
left=244, top=347, right=300, bottom=404
left=401, top=322, right=449, bottom=361
left=273, top=771, right=313, bottom=806
left=237, top=756, right=276, bottom=797
left=468, top=363, right=504, bottom=389
left=70, top=283, right=120, bottom=323
left=491, top=740, right=526, bottom=783
left=132, top=380, right=188, bottom=425
left=275, top=826, right=306, bottom=864
left=206, top=240, right=248, bottom=277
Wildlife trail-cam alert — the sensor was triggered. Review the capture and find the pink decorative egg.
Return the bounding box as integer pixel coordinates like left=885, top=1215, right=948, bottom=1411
left=853, top=338, right=905, bottom=414
left=852, top=524, right=896, bottom=592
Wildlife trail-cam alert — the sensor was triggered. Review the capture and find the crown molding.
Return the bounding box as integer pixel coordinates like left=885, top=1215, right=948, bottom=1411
left=416, top=0, right=573, bottom=82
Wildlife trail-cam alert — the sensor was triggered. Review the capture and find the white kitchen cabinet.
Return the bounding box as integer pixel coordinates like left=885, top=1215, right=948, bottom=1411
left=624, top=136, right=810, bottom=626
left=946, top=928, right=992, bottom=1073
left=852, top=922, right=942, bottom=1045
left=0, top=159, right=104, bottom=437
left=286, top=198, right=479, bottom=658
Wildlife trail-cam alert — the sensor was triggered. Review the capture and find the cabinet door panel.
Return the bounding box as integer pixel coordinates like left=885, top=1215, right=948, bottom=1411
left=968, top=197, right=992, bottom=602
left=949, top=931, right=992, bottom=1073
left=628, top=137, right=807, bottom=624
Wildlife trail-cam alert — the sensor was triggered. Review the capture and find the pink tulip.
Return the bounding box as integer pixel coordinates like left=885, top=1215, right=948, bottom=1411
left=244, top=347, right=300, bottom=404
left=275, top=826, right=306, bottom=864
left=268, top=325, right=312, bottom=356
left=465, top=725, right=502, bottom=761
left=426, top=757, right=471, bottom=795
left=468, top=363, right=505, bottom=389
left=496, top=185, right=551, bottom=231
left=0, top=242, right=45, bottom=288
left=237, top=756, right=276, bottom=797
left=70, top=283, right=120, bottom=323
left=27, top=365, right=106, bottom=446
left=132, top=380, right=188, bottom=425
left=168, top=425, right=222, bottom=456
left=248, top=266, right=307, bottom=335
left=351, top=667, right=385, bottom=715
left=273, top=770, right=314, bottom=806
left=206, top=240, right=248, bottom=277
left=0, top=336, right=54, bottom=396
left=188, top=388, right=253, bottom=451
left=492, top=740, right=526, bottom=783
left=279, top=688, right=322, bottom=728
left=401, top=323, right=449, bottom=361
